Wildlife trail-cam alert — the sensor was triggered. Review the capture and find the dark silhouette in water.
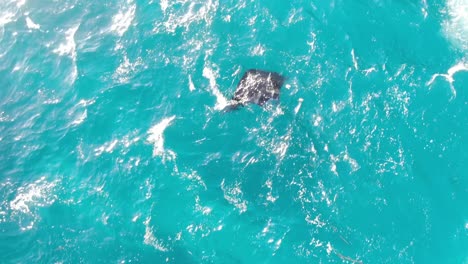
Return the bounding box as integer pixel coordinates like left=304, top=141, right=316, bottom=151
left=224, top=69, right=285, bottom=111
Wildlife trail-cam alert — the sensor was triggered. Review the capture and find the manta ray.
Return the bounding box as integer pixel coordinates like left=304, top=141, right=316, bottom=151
left=224, top=69, right=285, bottom=111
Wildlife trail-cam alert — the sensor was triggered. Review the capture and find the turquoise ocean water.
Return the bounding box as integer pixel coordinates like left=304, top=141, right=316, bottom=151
left=1, top=0, right=467, bottom=263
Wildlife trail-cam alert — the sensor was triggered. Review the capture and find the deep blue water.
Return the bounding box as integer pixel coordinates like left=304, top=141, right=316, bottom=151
left=1, top=0, right=467, bottom=263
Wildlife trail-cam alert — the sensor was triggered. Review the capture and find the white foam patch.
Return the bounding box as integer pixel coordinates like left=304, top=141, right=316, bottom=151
left=0, top=12, right=15, bottom=27
left=312, top=114, right=322, bottom=127
left=95, top=139, right=119, bottom=156
left=182, top=170, right=207, bottom=190
left=111, top=1, right=136, bottom=36
left=264, top=179, right=278, bottom=203
left=332, top=101, right=346, bottom=113
left=188, top=75, right=196, bottom=91
left=16, top=0, right=26, bottom=7
left=94, top=135, right=140, bottom=157
left=160, top=0, right=168, bottom=12
left=153, top=0, right=218, bottom=33
left=44, top=98, right=60, bottom=105
left=78, top=98, right=96, bottom=107
left=113, top=54, right=142, bottom=83
left=202, top=66, right=228, bottom=110
left=294, top=98, right=304, bottom=114
left=37, top=88, right=61, bottom=105
left=421, top=0, right=428, bottom=18
left=343, top=150, right=360, bottom=172
left=363, top=67, right=377, bottom=76
left=54, top=26, right=78, bottom=59
left=270, top=126, right=293, bottom=162
left=273, top=140, right=289, bottom=160
left=305, top=214, right=326, bottom=227
left=195, top=196, right=212, bottom=215
left=9, top=177, right=59, bottom=230
left=68, top=99, right=94, bottom=126
left=386, top=85, right=410, bottom=117
left=427, top=61, right=468, bottom=98
left=147, top=116, right=175, bottom=157
left=443, top=0, right=468, bottom=50
left=221, top=180, right=248, bottom=213
left=326, top=242, right=333, bottom=255
left=72, top=109, right=87, bottom=125
left=25, top=17, right=40, bottom=29
left=250, top=44, right=266, bottom=56
left=258, top=219, right=289, bottom=252
left=307, top=32, right=317, bottom=52
left=287, top=8, right=304, bottom=25
left=351, top=49, right=359, bottom=70
left=143, top=217, right=169, bottom=251
left=54, top=25, right=79, bottom=84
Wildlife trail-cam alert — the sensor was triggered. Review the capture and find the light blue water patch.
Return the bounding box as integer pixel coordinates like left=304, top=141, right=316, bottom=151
left=0, top=0, right=467, bottom=263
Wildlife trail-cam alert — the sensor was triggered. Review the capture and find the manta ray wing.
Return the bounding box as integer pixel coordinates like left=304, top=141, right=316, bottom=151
left=233, top=69, right=285, bottom=106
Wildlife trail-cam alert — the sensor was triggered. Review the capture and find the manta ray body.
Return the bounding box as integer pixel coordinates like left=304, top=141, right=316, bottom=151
left=225, top=69, right=285, bottom=110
